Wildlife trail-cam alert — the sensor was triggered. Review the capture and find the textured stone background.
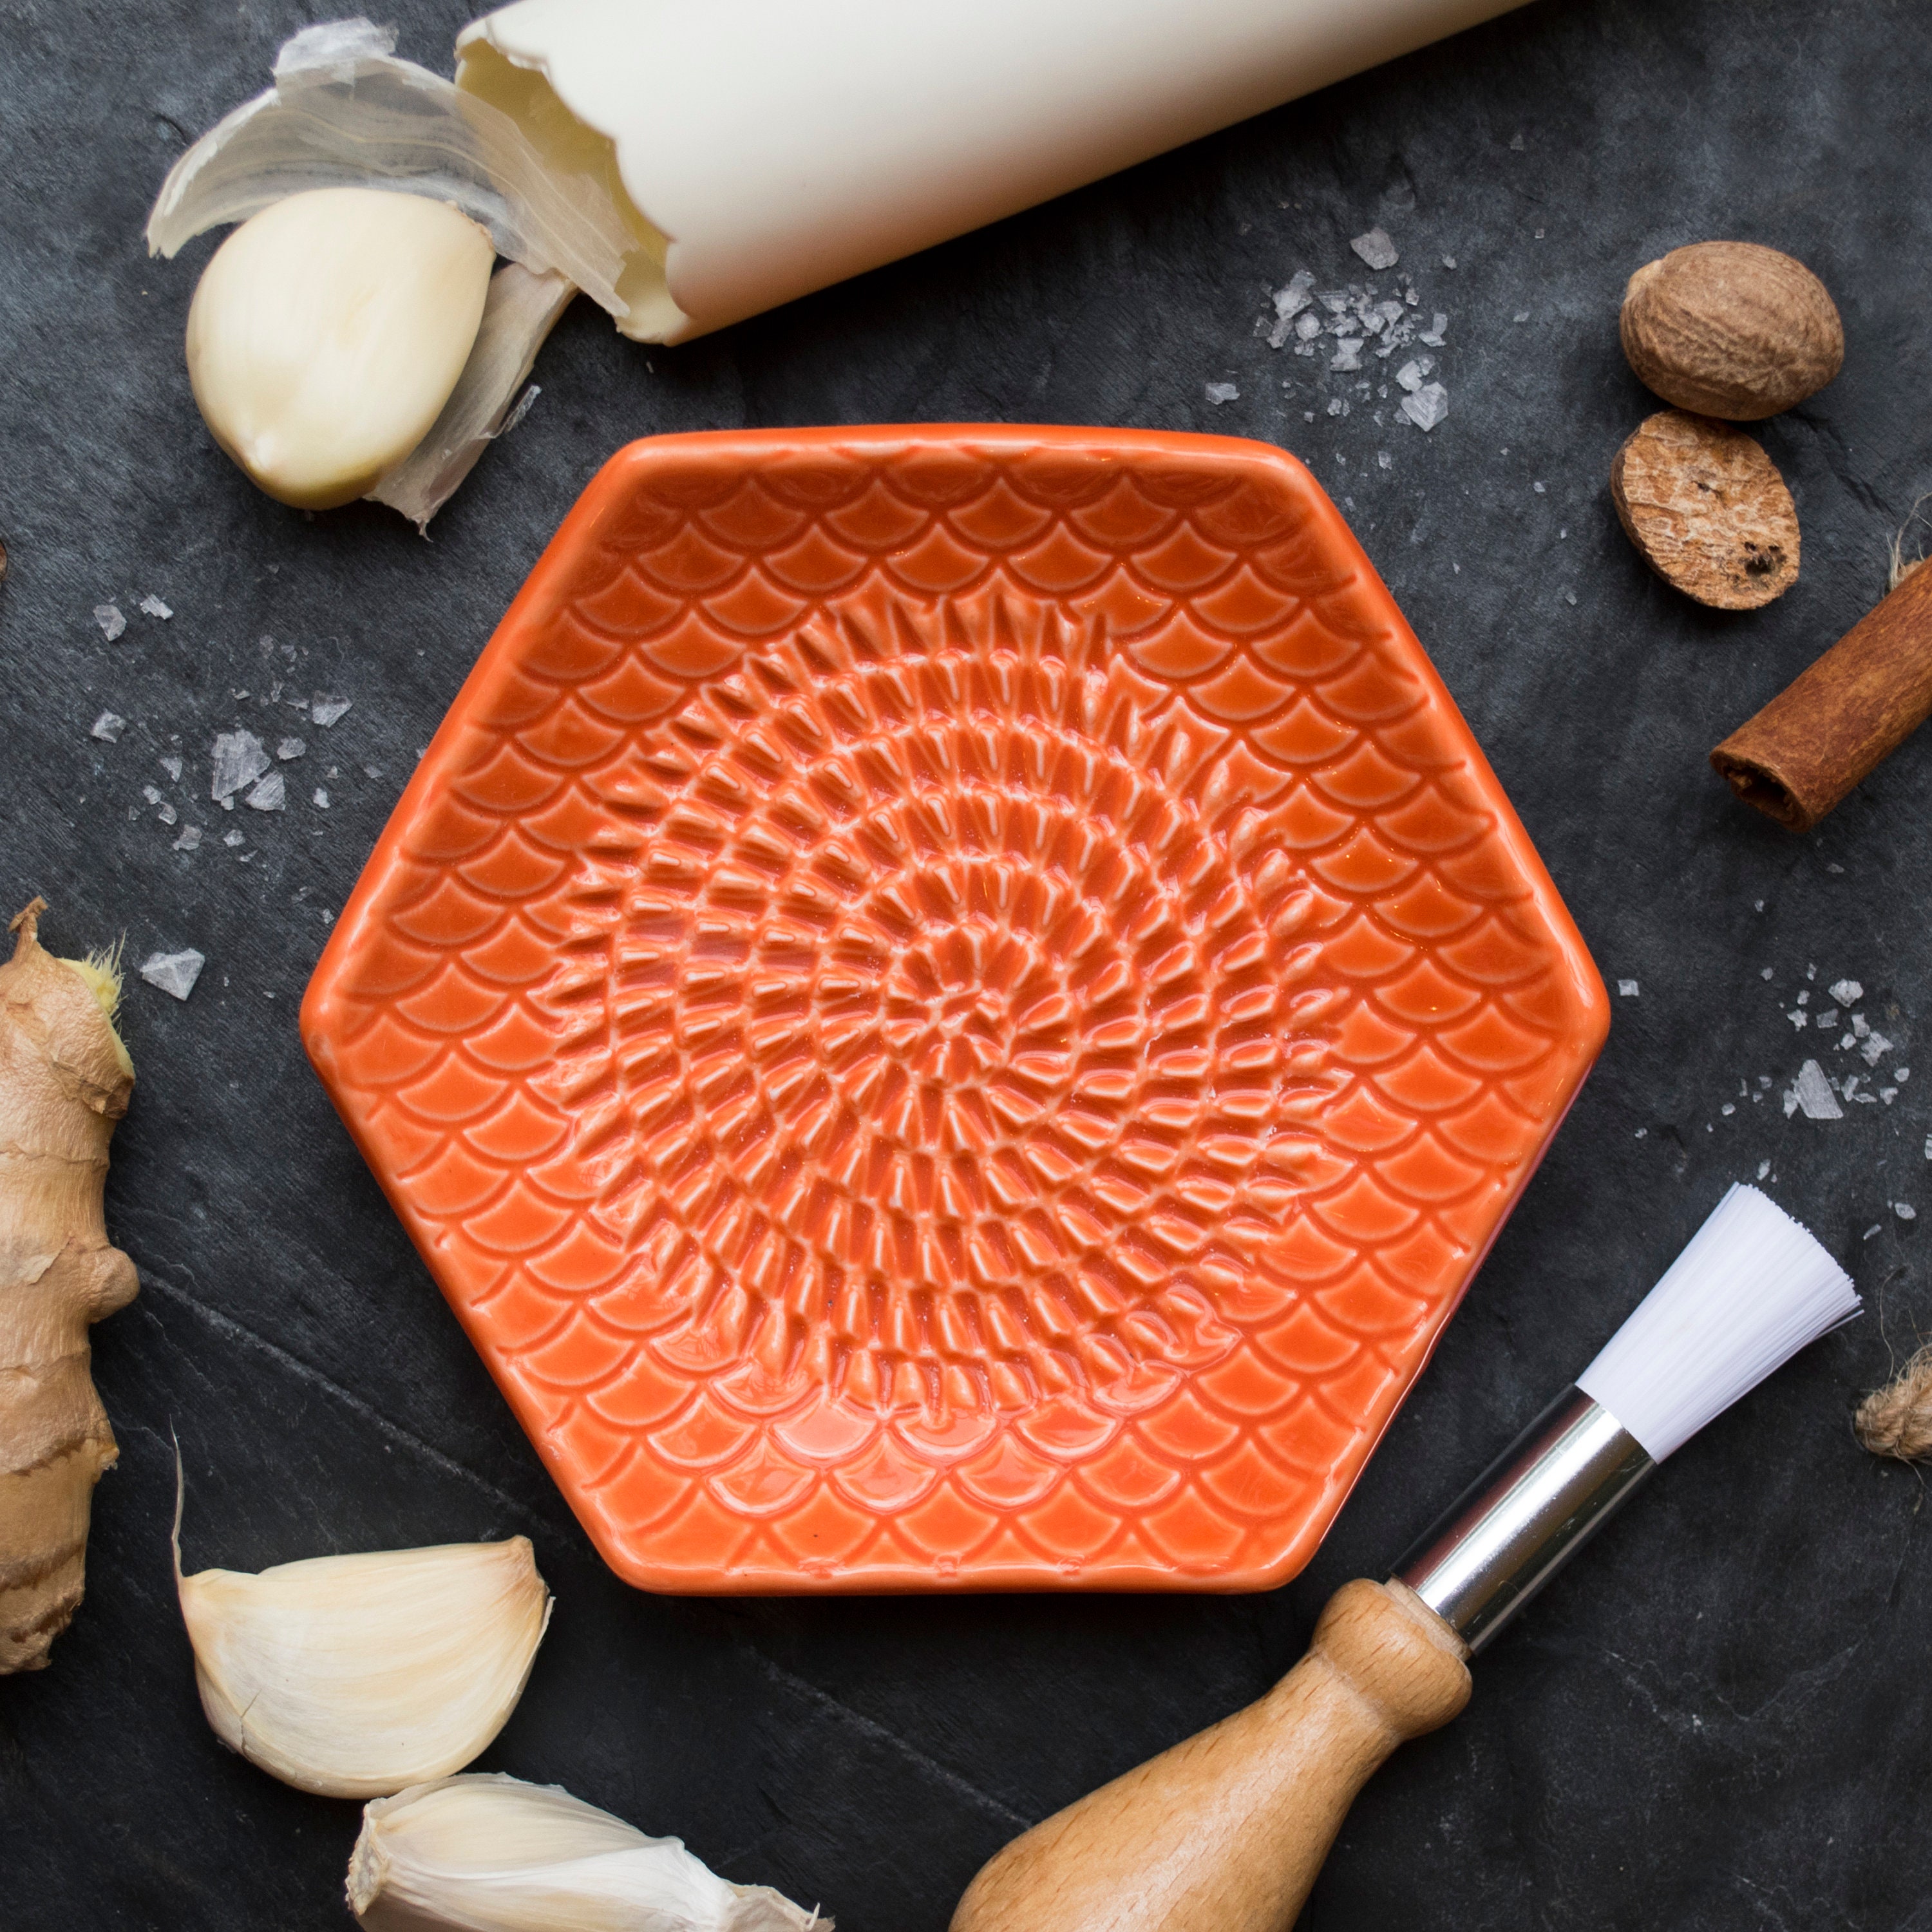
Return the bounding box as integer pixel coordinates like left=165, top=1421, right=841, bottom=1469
left=4, top=2, right=1930, bottom=1926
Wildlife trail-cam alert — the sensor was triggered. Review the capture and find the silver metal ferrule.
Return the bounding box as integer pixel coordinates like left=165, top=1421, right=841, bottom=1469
left=1393, top=1386, right=1654, bottom=1655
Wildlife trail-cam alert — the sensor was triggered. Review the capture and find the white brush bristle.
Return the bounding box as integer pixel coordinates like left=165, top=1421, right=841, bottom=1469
left=1575, top=1183, right=1859, bottom=1462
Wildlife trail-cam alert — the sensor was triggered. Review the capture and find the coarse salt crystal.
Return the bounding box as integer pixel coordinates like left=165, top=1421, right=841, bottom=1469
left=1396, top=361, right=1426, bottom=393
left=138, top=594, right=173, bottom=620
left=1899, top=1203, right=1918, bottom=1221
left=160, top=755, right=183, bottom=781
left=173, top=824, right=202, bottom=851
left=223, top=828, right=244, bottom=848
left=1272, top=270, right=1315, bottom=319
left=1830, top=979, right=1863, bottom=1005
left=1756, top=1160, right=1771, bottom=1180
left=1204, top=382, right=1240, bottom=404
left=139, top=948, right=205, bottom=1001
left=1790, top=1059, right=1843, bottom=1120
left=1400, top=383, right=1448, bottom=432
left=1617, top=979, right=1639, bottom=997
left=1861, top=1032, right=1894, bottom=1066
left=276, top=737, right=307, bottom=761
left=90, top=712, right=126, bottom=744
left=210, top=730, right=269, bottom=802
left=93, top=604, right=126, bottom=641
left=314, top=788, right=330, bottom=809
left=1350, top=227, right=1399, bottom=270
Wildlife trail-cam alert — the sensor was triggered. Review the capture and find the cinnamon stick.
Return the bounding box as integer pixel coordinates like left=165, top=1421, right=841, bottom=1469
left=1710, top=560, right=1932, bottom=830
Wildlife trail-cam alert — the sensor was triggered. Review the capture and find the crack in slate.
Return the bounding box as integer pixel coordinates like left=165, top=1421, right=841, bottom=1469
left=748, top=1650, right=1030, bottom=1829
left=140, top=1268, right=545, bottom=1530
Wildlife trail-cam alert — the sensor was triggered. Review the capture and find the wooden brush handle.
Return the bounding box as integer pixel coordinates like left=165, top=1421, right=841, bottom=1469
left=950, top=1580, right=1471, bottom=1932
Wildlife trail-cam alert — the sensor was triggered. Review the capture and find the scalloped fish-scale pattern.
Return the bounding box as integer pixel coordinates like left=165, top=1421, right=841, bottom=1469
left=303, top=428, right=1607, bottom=1595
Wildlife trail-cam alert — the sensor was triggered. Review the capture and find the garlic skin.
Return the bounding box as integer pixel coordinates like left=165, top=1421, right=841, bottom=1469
left=348, top=1774, right=825, bottom=1932
left=178, top=1537, right=551, bottom=1799
left=185, top=186, right=494, bottom=509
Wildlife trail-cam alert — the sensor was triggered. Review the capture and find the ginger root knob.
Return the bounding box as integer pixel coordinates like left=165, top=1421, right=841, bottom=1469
left=0, top=898, right=138, bottom=1672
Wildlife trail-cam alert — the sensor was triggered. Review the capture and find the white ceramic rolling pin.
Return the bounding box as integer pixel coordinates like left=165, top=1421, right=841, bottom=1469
left=455, top=0, right=1536, bottom=342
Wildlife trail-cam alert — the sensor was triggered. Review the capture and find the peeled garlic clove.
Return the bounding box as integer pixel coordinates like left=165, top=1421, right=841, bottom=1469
left=348, top=1774, right=826, bottom=1932
left=185, top=186, right=494, bottom=509
left=178, top=1535, right=551, bottom=1799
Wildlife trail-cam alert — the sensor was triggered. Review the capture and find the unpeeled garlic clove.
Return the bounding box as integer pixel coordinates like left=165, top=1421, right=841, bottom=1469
left=178, top=1532, right=551, bottom=1799
left=347, top=1773, right=826, bottom=1932
left=185, top=185, right=494, bottom=509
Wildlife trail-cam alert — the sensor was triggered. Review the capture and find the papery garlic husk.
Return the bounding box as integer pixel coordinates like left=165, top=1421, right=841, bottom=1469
left=178, top=1535, right=551, bottom=1799
left=347, top=1773, right=826, bottom=1932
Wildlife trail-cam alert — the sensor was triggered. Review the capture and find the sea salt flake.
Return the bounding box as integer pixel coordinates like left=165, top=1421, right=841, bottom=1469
left=1760, top=967, right=1774, bottom=980
left=157, top=802, right=177, bottom=826
left=223, top=828, right=245, bottom=848
left=1790, top=1059, right=1843, bottom=1120
left=1325, top=397, right=1347, bottom=417
left=210, top=730, right=270, bottom=802
left=1883, top=1088, right=1899, bottom=1104
left=142, top=785, right=162, bottom=806
left=1513, top=310, right=1530, bottom=323
left=1864, top=1224, right=1883, bottom=1242
left=1204, top=382, right=1240, bottom=404
left=1396, top=361, right=1426, bottom=393
left=1509, top=132, right=1526, bottom=150
left=1377, top=450, right=1392, bottom=469
left=1273, top=269, right=1316, bottom=317
left=173, top=824, right=202, bottom=852
left=1617, top=979, right=1639, bottom=997
left=90, top=712, right=126, bottom=744
left=310, top=695, right=352, bottom=728
left=276, top=737, right=307, bottom=761
left=93, top=604, right=126, bottom=641
left=139, top=948, right=205, bottom=1001
left=1721, top=1103, right=1735, bottom=1116
left=1350, top=227, right=1399, bottom=270
left=246, top=772, right=287, bottom=812
left=1898, top=1203, right=1918, bottom=1221
left=1861, top=1031, right=1894, bottom=1066
left=1757, top=1160, right=1772, bottom=1180
left=139, top=594, right=173, bottom=620
left=1851, top=1013, right=1869, bottom=1038
left=1331, top=339, right=1365, bottom=373
left=1829, top=978, right=1862, bottom=1005
left=160, top=755, right=183, bottom=781
left=1295, top=310, right=1323, bottom=343
left=1399, top=383, right=1448, bottom=431
left=314, top=787, right=330, bottom=809
left=1898, top=1068, right=1911, bottom=1082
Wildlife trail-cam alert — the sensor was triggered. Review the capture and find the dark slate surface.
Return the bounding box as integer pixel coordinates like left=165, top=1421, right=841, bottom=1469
left=4, top=1, right=1930, bottom=1926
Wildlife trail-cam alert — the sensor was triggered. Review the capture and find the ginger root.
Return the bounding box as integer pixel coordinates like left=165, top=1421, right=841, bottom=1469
left=0, top=898, right=138, bottom=1671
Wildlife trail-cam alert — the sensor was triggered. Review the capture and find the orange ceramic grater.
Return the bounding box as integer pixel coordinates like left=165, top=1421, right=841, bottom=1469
left=300, top=426, right=1609, bottom=1594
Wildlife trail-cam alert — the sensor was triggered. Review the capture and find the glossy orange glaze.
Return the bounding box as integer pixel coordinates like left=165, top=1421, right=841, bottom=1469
left=301, top=428, right=1608, bottom=1593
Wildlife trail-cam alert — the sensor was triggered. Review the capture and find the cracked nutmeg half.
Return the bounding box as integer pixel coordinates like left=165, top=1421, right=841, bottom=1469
left=1611, top=410, right=1799, bottom=611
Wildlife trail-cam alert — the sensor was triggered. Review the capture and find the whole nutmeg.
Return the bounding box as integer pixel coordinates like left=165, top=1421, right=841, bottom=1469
left=1620, top=242, right=1842, bottom=419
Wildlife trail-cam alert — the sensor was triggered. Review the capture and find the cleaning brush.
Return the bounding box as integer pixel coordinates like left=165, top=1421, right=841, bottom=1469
left=950, top=1183, right=1859, bottom=1932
